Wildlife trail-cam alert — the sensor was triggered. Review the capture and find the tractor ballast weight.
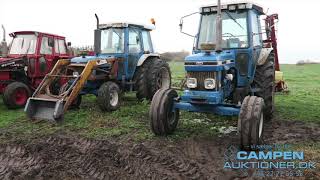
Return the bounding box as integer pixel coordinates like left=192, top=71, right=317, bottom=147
left=25, top=15, right=171, bottom=121
left=150, top=1, right=278, bottom=150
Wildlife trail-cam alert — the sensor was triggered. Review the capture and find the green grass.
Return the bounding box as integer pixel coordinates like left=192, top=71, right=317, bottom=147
left=275, top=64, right=320, bottom=122
left=0, top=63, right=319, bottom=143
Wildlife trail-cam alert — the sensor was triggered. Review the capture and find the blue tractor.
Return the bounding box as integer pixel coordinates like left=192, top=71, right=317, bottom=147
left=149, top=1, right=276, bottom=150
left=25, top=15, right=171, bottom=121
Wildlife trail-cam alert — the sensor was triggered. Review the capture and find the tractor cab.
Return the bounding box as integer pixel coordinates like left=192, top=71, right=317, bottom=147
left=72, top=21, right=157, bottom=81
left=0, top=31, right=70, bottom=86
left=183, top=2, right=266, bottom=93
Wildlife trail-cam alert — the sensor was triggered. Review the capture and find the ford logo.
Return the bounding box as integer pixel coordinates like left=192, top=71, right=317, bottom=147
left=195, top=62, right=203, bottom=65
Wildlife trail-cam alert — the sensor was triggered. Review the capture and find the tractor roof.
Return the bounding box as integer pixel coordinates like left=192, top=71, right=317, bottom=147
left=10, top=31, right=66, bottom=39
left=98, top=22, right=155, bottom=31
left=201, top=0, right=265, bottom=15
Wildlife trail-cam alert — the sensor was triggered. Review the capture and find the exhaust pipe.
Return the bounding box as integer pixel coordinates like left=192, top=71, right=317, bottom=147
left=1, top=25, right=8, bottom=57
left=215, top=0, right=222, bottom=53
left=95, top=14, right=99, bottom=29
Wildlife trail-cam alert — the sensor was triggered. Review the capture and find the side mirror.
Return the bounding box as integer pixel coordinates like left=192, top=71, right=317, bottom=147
left=67, top=42, right=71, bottom=46
left=94, top=29, right=101, bottom=55
left=179, top=20, right=183, bottom=32
left=179, top=12, right=199, bottom=38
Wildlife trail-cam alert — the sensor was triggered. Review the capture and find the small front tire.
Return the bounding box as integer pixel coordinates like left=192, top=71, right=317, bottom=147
left=97, top=82, right=121, bottom=112
left=3, top=82, right=31, bottom=109
left=238, top=96, right=265, bottom=150
left=150, top=88, right=179, bottom=135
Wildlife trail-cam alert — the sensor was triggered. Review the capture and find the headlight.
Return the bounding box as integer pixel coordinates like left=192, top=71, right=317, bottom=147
left=204, top=79, right=216, bottom=89
left=187, top=78, right=197, bottom=89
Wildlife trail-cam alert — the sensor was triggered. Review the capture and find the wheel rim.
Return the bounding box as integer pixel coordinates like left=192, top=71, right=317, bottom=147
left=110, top=89, right=119, bottom=107
left=258, top=112, right=264, bottom=138
left=156, top=67, right=170, bottom=90
left=15, top=88, right=28, bottom=105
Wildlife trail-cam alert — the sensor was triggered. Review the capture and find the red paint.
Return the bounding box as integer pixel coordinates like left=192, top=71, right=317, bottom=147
left=14, top=88, right=28, bottom=105
left=264, top=14, right=280, bottom=71
left=0, top=31, right=73, bottom=106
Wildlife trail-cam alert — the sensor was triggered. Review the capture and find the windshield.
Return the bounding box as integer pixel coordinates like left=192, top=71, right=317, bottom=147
left=9, top=34, right=37, bottom=55
left=198, top=11, right=248, bottom=49
left=101, top=28, right=124, bottom=53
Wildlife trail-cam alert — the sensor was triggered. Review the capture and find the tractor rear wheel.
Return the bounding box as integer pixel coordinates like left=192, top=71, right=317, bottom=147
left=134, top=60, right=153, bottom=100
left=150, top=88, right=179, bottom=135
left=3, top=82, right=31, bottom=109
left=238, top=96, right=265, bottom=150
left=147, top=59, right=171, bottom=100
left=253, top=53, right=275, bottom=121
left=97, top=81, right=121, bottom=112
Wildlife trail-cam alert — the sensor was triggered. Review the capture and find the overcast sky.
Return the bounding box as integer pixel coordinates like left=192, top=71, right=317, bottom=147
left=1, top=0, right=319, bottom=64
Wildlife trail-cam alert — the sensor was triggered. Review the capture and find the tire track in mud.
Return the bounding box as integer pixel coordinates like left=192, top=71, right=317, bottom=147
left=0, top=136, right=211, bottom=179
left=0, top=144, right=43, bottom=179
left=0, top=120, right=318, bottom=179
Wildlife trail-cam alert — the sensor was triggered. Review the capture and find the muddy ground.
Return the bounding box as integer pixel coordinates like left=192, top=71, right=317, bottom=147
left=0, top=120, right=319, bottom=180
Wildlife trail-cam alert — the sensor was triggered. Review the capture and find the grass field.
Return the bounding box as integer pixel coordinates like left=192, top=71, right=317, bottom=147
left=0, top=63, right=319, bottom=143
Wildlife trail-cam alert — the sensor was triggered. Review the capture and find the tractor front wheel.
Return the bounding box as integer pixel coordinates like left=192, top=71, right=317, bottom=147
left=238, top=96, right=265, bottom=150
left=97, top=81, right=121, bottom=112
left=150, top=88, right=179, bottom=135
left=3, top=82, right=31, bottom=109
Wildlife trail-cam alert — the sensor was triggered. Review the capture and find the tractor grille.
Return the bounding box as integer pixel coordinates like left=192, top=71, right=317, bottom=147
left=187, top=71, right=216, bottom=90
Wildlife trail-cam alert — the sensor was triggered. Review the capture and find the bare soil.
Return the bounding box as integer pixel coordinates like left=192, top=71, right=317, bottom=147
left=0, top=120, right=319, bottom=180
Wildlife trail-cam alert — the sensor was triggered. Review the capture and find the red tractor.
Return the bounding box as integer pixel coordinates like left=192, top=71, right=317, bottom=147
left=0, top=29, right=71, bottom=109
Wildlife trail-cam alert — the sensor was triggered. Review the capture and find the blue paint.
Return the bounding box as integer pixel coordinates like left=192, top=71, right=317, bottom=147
left=70, top=25, right=156, bottom=96
left=172, top=9, right=265, bottom=117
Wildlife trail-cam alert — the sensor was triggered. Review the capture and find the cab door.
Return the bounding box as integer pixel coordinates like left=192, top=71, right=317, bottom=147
left=127, top=28, right=143, bottom=79
left=249, top=10, right=264, bottom=80
left=250, top=11, right=263, bottom=64
left=39, top=35, right=55, bottom=76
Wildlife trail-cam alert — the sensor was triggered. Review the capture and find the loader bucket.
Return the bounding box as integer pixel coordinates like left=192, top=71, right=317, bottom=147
left=24, top=98, right=65, bottom=122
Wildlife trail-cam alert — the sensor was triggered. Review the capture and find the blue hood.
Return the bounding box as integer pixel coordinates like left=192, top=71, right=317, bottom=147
left=71, top=54, right=124, bottom=63
left=185, top=50, right=235, bottom=62
left=71, top=56, right=99, bottom=63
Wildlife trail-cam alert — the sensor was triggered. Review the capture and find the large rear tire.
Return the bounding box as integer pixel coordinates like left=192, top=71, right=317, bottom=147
left=147, top=59, right=171, bottom=100
left=134, top=60, right=153, bottom=100
left=97, top=82, right=121, bottom=112
left=238, top=96, right=265, bottom=150
left=3, top=82, right=31, bottom=109
left=150, top=88, right=179, bottom=135
left=253, top=53, right=275, bottom=121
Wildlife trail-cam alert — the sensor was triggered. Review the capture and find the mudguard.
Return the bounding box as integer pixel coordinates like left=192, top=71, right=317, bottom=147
left=257, top=48, right=273, bottom=65
left=137, top=53, right=160, bottom=66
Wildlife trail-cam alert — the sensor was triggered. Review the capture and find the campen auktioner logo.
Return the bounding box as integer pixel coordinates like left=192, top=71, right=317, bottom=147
left=224, top=144, right=317, bottom=177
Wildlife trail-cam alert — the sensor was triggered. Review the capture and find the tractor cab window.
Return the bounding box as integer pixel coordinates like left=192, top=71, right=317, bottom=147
left=198, top=11, right=248, bottom=49
left=54, top=39, right=67, bottom=54
left=251, top=12, right=262, bottom=47
left=141, top=30, right=152, bottom=52
left=129, top=29, right=141, bottom=53
left=100, top=28, right=124, bottom=53
left=9, top=34, right=37, bottom=55
left=40, top=37, right=53, bottom=55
